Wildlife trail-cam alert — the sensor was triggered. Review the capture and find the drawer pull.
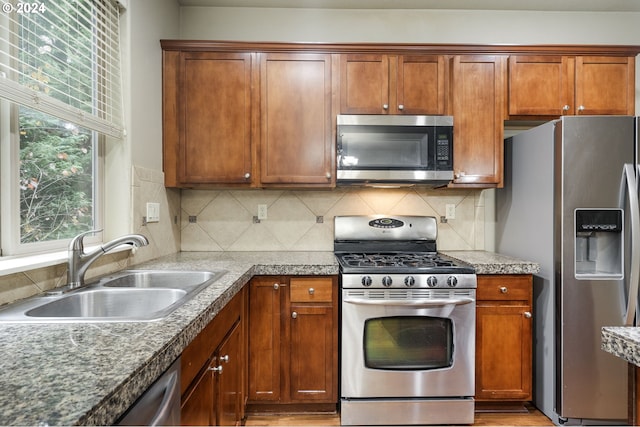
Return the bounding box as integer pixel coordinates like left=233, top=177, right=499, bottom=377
left=220, top=355, right=229, bottom=363
left=309, top=287, right=315, bottom=295
left=273, top=283, right=279, bottom=290
left=499, top=286, right=508, bottom=294
left=209, top=365, right=223, bottom=373
left=292, top=311, right=298, bottom=319
left=524, top=311, right=532, bottom=319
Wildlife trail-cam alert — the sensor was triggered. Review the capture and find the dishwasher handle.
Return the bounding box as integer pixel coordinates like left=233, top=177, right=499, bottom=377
left=149, top=369, right=179, bottom=426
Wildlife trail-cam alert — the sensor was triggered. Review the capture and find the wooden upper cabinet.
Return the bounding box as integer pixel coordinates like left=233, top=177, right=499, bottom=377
left=509, top=55, right=635, bottom=117
left=575, top=56, right=635, bottom=115
left=165, top=51, right=254, bottom=186
left=259, top=53, right=335, bottom=187
left=508, top=55, right=573, bottom=116
left=340, top=54, right=446, bottom=115
left=450, top=55, right=506, bottom=187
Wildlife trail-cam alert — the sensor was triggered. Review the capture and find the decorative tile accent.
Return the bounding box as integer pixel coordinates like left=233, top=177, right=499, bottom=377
left=182, top=187, right=488, bottom=252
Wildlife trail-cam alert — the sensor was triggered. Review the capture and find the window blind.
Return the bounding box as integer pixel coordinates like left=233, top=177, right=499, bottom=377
left=0, top=0, right=124, bottom=138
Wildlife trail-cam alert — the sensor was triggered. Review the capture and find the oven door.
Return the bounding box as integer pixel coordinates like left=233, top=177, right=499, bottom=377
left=341, top=288, right=475, bottom=398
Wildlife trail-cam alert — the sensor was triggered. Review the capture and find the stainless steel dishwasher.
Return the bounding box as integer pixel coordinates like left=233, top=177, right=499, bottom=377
left=116, top=357, right=180, bottom=426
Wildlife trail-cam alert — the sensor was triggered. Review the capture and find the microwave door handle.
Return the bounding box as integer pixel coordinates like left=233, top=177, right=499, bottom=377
left=344, top=297, right=474, bottom=307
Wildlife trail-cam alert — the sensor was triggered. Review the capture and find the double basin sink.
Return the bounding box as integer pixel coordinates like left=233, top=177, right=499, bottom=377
left=0, top=269, right=226, bottom=322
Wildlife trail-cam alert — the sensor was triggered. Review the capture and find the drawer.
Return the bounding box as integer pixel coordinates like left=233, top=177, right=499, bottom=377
left=290, top=277, right=333, bottom=303
left=476, top=275, right=532, bottom=301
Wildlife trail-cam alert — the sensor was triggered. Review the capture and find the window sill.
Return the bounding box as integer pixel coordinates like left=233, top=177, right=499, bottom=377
left=0, top=245, right=131, bottom=276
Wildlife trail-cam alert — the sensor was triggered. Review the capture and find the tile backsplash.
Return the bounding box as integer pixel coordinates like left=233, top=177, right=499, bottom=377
left=181, top=187, right=486, bottom=251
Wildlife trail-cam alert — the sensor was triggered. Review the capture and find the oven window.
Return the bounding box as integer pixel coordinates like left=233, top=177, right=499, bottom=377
left=363, top=316, right=453, bottom=370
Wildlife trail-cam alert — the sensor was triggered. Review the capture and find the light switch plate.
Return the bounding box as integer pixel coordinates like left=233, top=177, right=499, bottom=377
left=146, top=202, right=160, bottom=223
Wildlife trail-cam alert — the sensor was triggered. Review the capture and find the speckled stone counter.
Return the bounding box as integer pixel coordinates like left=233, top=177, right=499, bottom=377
left=442, top=250, right=540, bottom=275
left=0, top=251, right=338, bottom=426
left=602, top=326, right=640, bottom=367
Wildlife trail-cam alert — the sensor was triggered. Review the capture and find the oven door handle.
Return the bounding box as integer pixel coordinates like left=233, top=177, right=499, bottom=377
left=343, top=297, right=474, bottom=307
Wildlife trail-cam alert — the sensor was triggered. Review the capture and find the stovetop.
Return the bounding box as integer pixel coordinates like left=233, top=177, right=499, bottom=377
left=335, top=251, right=475, bottom=275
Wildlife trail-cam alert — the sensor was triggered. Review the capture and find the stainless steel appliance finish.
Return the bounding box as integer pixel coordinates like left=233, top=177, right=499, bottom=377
left=117, top=357, right=181, bottom=426
left=496, top=116, right=639, bottom=424
left=335, top=215, right=476, bottom=426
left=336, top=115, right=454, bottom=186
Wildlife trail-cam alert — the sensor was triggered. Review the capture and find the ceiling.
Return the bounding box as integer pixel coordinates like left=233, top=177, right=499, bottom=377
left=177, top=0, right=640, bottom=12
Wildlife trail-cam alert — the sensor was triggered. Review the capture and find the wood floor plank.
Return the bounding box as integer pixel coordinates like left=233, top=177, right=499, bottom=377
left=244, top=404, right=553, bottom=426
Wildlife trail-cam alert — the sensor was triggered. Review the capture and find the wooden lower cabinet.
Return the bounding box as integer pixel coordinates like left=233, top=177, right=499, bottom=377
left=180, top=287, right=246, bottom=426
left=475, top=274, right=533, bottom=403
left=247, top=276, right=338, bottom=412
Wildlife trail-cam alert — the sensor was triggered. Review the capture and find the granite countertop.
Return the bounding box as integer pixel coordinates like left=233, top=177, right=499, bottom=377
left=0, top=251, right=338, bottom=426
left=0, top=249, right=536, bottom=425
left=602, top=326, right=640, bottom=367
left=442, top=250, right=540, bottom=275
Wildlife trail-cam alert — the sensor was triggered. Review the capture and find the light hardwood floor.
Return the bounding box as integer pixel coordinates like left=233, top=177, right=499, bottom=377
left=245, top=403, right=553, bottom=426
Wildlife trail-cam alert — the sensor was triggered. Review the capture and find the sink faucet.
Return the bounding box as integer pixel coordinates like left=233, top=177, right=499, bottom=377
left=67, top=230, right=149, bottom=289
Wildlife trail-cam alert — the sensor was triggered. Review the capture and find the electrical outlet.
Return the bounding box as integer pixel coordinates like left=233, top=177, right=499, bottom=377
left=257, top=204, right=268, bottom=220
left=146, top=202, right=160, bottom=222
left=445, top=204, right=456, bottom=220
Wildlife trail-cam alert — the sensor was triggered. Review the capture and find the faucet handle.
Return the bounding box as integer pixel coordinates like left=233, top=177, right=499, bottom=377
left=69, top=229, right=103, bottom=251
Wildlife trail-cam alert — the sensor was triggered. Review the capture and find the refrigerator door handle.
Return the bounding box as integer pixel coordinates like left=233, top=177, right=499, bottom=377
left=619, top=163, right=640, bottom=326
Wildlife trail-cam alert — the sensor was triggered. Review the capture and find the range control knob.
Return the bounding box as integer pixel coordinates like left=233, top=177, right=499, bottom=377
left=426, top=276, right=438, bottom=287
left=447, top=276, right=458, bottom=287
left=382, top=276, right=393, bottom=287
left=404, top=276, right=416, bottom=287
left=361, top=276, right=373, bottom=287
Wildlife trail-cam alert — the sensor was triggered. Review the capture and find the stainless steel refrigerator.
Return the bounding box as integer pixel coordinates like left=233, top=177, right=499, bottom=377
left=496, top=116, right=639, bottom=425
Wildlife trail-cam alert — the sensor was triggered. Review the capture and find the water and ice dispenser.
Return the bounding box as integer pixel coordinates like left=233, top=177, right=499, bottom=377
left=574, top=209, right=624, bottom=279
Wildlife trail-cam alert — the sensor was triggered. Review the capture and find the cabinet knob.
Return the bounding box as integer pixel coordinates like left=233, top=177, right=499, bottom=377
left=220, top=355, right=230, bottom=363
left=292, top=311, right=298, bottom=319
left=562, top=105, right=570, bottom=111
left=273, top=283, right=279, bottom=290
left=499, top=286, right=508, bottom=294
left=383, top=104, right=389, bottom=110
left=308, top=287, right=315, bottom=295
left=325, top=172, right=331, bottom=179
left=524, top=311, right=532, bottom=319
left=577, top=105, right=585, bottom=113
left=209, top=365, right=223, bottom=373
left=398, top=104, right=404, bottom=110
left=244, top=172, right=250, bottom=179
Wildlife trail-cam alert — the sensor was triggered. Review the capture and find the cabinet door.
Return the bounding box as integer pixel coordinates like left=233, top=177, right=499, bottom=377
left=475, top=304, right=532, bottom=400
left=396, top=55, right=446, bottom=115
left=178, top=52, right=253, bottom=185
left=340, top=54, right=390, bottom=114
left=248, top=277, right=284, bottom=402
left=508, top=55, right=573, bottom=116
left=575, top=56, right=635, bottom=115
left=259, top=53, right=335, bottom=186
left=289, top=304, right=335, bottom=402
left=451, top=55, right=506, bottom=187
left=216, top=321, right=242, bottom=426
left=181, top=366, right=214, bottom=426
left=476, top=275, right=533, bottom=402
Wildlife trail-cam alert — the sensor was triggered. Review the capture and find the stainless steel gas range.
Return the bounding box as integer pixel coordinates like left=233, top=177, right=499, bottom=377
left=334, top=215, right=477, bottom=426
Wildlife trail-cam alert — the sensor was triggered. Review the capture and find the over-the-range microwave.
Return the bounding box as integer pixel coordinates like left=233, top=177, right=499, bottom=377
left=336, top=114, right=454, bottom=187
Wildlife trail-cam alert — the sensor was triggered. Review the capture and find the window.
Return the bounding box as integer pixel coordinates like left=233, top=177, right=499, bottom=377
left=0, top=0, right=124, bottom=255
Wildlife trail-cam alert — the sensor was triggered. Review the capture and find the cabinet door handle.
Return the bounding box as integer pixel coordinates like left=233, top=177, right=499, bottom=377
left=499, top=286, right=508, bottom=294
left=220, top=355, right=229, bottom=363
left=325, top=172, right=331, bottom=179
left=209, top=365, right=223, bottom=373
left=292, top=311, right=298, bottom=319
left=382, top=104, right=389, bottom=110
left=577, top=105, right=585, bottom=113
left=273, top=283, right=279, bottom=290
left=308, top=287, right=315, bottom=295
left=524, top=311, right=532, bottom=319
left=562, top=105, right=570, bottom=111
left=398, top=104, right=404, bottom=110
